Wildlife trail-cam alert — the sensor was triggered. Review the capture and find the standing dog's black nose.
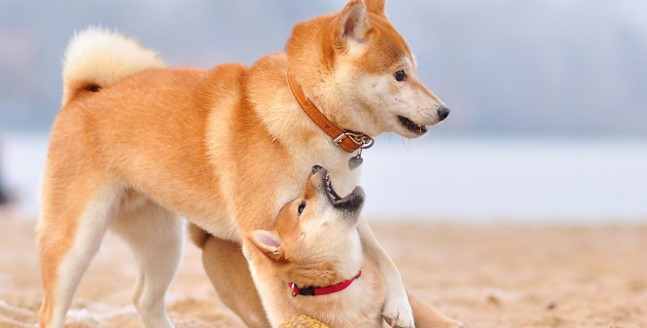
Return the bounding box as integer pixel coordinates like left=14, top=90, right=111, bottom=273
left=311, top=165, right=323, bottom=174
left=437, top=106, right=450, bottom=121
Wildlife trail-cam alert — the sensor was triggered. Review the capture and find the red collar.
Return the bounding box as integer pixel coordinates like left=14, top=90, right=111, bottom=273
left=289, top=271, right=362, bottom=297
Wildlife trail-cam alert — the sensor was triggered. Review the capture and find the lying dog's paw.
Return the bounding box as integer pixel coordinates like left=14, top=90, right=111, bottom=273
left=382, top=296, right=415, bottom=328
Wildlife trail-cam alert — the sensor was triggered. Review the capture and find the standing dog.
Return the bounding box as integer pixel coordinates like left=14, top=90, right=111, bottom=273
left=38, top=0, right=452, bottom=327
left=249, top=166, right=462, bottom=327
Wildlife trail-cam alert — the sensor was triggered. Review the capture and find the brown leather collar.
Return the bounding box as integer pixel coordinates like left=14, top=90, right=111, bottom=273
left=287, top=72, right=374, bottom=153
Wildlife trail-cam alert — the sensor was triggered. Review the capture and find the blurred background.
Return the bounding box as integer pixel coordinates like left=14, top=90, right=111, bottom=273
left=1, top=0, right=646, bottom=222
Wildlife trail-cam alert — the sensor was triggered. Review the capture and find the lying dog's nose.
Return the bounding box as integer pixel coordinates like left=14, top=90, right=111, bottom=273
left=311, top=165, right=323, bottom=174
left=437, top=106, right=450, bottom=121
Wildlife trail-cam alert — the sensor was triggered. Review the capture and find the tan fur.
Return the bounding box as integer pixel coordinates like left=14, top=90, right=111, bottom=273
left=249, top=168, right=464, bottom=327
left=248, top=168, right=386, bottom=326
left=38, top=1, right=457, bottom=327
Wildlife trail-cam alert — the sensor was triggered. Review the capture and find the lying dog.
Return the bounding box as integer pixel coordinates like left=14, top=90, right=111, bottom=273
left=249, top=165, right=384, bottom=326
left=250, top=166, right=462, bottom=327
left=37, top=0, right=453, bottom=327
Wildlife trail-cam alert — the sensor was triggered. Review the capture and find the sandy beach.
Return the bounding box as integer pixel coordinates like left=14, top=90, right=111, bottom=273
left=1, top=214, right=645, bottom=328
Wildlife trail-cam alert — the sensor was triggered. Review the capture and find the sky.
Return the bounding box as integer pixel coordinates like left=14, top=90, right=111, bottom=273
left=1, top=0, right=646, bottom=136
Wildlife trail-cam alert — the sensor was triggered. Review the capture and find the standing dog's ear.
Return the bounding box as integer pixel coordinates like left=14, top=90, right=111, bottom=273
left=249, top=230, right=284, bottom=262
left=365, top=0, right=386, bottom=16
left=337, top=0, right=371, bottom=45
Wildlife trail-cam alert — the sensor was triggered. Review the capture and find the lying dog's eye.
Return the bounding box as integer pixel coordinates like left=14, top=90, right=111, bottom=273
left=297, top=201, right=306, bottom=216
left=394, top=69, right=406, bottom=82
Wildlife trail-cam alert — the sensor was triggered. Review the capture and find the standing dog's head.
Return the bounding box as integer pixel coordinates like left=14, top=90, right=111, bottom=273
left=287, top=0, right=449, bottom=139
left=248, top=165, right=365, bottom=288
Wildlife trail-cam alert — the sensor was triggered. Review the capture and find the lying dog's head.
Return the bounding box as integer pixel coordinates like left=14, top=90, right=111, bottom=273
left=248, top=165, right=364, bottom=287
left=287, top=0, right=449, bottom=139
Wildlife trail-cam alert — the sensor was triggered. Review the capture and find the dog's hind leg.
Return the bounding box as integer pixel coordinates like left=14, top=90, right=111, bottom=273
left=38, top=177, right=121, bottom=328
left=110, top=192, right=183, bottom=328
left=189, top=224, right=269, bottom=327
left=201, top=235, right=269, bottom=327
left=408, top=292, right=464, bottom=328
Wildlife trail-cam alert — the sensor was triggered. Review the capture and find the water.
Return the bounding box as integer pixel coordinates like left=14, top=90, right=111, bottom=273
left=362, top=137, right=647, bottom=222
left=1, top=133, right=49, bottom=218
left=2, top=133, right=646, bottom=222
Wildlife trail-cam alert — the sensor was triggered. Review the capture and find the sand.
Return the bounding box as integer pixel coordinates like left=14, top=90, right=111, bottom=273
left=1, top=214, right=645, bottom=328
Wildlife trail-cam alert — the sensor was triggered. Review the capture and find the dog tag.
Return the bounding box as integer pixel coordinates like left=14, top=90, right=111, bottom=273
left=348, top=153, right=363, bottom=170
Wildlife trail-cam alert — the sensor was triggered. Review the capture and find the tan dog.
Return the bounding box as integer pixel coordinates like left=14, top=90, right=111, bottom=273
left=249, top=166, right=462, bottom=327
left=37, top=0, right=454, bottom=327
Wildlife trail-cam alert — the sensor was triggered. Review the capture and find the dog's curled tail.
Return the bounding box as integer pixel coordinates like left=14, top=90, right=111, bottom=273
left=61, top=27, right=165, bottom=106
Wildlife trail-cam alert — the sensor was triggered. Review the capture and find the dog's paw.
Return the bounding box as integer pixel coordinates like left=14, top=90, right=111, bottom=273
left=382, top=296, right=415, bottom=328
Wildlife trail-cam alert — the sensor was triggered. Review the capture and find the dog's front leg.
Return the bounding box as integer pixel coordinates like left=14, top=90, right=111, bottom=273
left=358, top=216, right=414, bottom=328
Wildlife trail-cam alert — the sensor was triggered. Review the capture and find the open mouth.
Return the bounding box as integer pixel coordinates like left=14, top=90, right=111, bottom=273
left=322, top=171, right=364, bottom=212
left=398, top=115, right=428, bottom=135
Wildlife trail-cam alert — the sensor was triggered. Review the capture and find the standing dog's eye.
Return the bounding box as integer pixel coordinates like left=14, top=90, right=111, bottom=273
left=297, top=201, right=306, bottom=216
left=394, top=70, right=406, bottom=82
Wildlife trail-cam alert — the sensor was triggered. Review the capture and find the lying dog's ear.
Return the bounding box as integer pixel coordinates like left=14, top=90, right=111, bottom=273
left=249, top=230, right=284, bottom=261
left=365, top=0, right=386, bottom=16
left=338, top=0, right=371, bottom=44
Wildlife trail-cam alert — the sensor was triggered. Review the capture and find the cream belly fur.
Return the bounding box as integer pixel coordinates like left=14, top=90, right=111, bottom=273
left=37, top=1, right=457, bottom=327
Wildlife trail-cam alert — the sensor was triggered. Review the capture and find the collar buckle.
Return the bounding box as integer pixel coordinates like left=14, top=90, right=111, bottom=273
left=298, top=286, right=316, bottom=296
left=334, top=132, right=375, bottom=149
